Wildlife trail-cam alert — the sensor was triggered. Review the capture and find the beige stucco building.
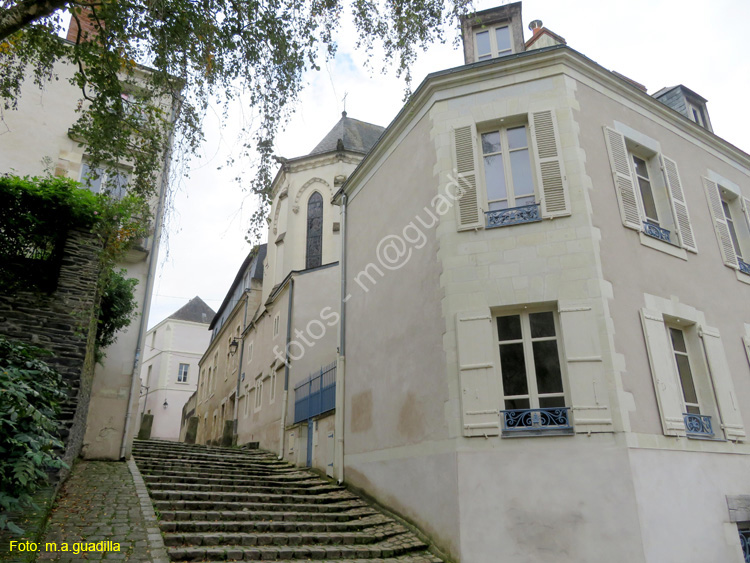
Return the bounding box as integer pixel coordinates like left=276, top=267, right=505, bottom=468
left=0, top=41, right=173, bottom=460
left=332, top=3, right=750, bottom=562
left=136, top=296, right=214, bottom=440
left=191, top=114, right=384, bottom=476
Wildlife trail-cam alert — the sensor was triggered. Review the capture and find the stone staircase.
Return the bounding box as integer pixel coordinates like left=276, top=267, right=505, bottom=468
left=132, top=439, right=444, bottom=562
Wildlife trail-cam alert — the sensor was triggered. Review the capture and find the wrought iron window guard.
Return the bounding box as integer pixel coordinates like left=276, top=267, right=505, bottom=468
left=642, top=221, right=671, bottom=243
left=739, top=529, right=749, bottom=563
left=739, top=259, right=750, bottom=276
left=683, top=413, right=714, bottom=438
left=500, top=407, right=573, bottom=436
left=485, top=203, right=541, bottom=229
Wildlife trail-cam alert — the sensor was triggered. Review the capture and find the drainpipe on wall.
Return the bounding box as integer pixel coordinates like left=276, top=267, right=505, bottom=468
left=118, top=104, right=175, bottom=459
left=334, top=193, right=347, bottom=483
left=232, top=290, right=250, bottom=443
left=278, top=277, right=295, bottom=459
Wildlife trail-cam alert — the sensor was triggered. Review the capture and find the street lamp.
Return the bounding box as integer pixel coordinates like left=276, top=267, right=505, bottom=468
left=229, top=338, right=239, bottom=356
left=163, top=399, right=168, bottom=409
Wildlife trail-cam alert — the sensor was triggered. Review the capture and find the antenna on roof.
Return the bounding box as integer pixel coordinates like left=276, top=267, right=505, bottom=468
left=342, top=92, right=348, bottom=117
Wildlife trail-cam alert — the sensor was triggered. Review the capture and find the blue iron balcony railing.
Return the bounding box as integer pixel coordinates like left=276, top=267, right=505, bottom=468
left=739, top=259, right=750, bottom=276
left=293, top=361, right=336, bottom=424
left=739, top=529, right=749, bottom=563
left=684, top=413, right=714, bottom=438
left=500, top=407, right=573, bottom=436
left=485, top=203, right=541, bottom=229
left=642, top=221, right=671, bottom=243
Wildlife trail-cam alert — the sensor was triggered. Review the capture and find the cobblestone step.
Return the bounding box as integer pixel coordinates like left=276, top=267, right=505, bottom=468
left=153, top=499, right=368, bottom=514
left=133, top=438, right=258, bottom=456
left=162, top=524, right=406, bottom=547
left=139, top=466, right=317, bottom=481
left=160, top=514, right=391, bottom=533
left=134, top=449, right=288, bottom=467
left=146, top=479, right=343, bottom=495
left=133, top=439, right=443, bottom=562
left=149, top=489, right=358, bottom=504
left=158, top=508, right=378, bottom=523
left=167, top=535, right=428, bottom=561
left=197, top=558, right=442, bottom=563
left=134, top=459, right=300, bottom=475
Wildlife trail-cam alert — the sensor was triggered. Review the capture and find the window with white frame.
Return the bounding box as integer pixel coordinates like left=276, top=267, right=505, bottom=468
left=604, top=127, right=697, bottom=253
left=453, top=110, right=570, bottom=231
left=247, top=341, right=254, bottom=363
left=80, top=161, right=130, bottom=199
left=686, top=101, right=708, bottom=129
left=702, top=176, right=750, bottom=276
left=273, top=314, right=280, bottom=338
left=481, top=124, right=535, bottom=211
left=474, top=25, right=512, bottom=61
left=269, top=370, right=277, bottom=403
left=667, top=327, right=702, bottom=416
left=494, top=310, right=571, bottom=434
left=254, top=375, right=263, bottom=410
left=177, top=363, right=189, bottom=383
left=640, top=301, right=745, bottom=441
left=496, top=311, right=566, bottom=410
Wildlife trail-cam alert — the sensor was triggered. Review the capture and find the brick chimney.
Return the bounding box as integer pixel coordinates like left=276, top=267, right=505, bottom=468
left=66, top=7, right=101, bottom=43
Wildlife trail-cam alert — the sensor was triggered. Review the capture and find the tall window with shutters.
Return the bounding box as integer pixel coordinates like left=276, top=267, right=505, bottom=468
left=702, top=177, right=750, bottom=276
left=453, top=110, right=570, bottom=231
left=640, top=304, right=745, bottom=442
left=603, top=127, right=697, bottom=253
left=455, top=303, right=613, bottom=438
left=495, top=310, right=572, bottom=434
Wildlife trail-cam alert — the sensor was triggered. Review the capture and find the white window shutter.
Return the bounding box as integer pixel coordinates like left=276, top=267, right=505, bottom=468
left=558, top=302, right=612, bottom=432
left=453, top=125, right=483, bottom=231
left=661, top=155, right=697, bottom=252
left=530, top=110, right=570, bottom=218
left=455, top=311, right=500, bottom=437
left=744, top=327, right=750, bottom=367
left=742, top=197, right=750, bottom=234
left=639, top=309, right=687, bottom=436
left=603, top=127, right=642, bottom=230
left=702, top=177, right=738, bottom=268
left=701, top=326, right=746, bottom=441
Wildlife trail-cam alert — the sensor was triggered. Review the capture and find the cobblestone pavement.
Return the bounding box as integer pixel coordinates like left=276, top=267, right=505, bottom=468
left=35, top=461, right=154, bottom=562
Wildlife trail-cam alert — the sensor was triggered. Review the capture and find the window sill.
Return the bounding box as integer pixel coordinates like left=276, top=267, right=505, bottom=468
left=501, top=427, right=575, bottom=438
left=736, top=269, right=750, bottom=285
left=639, top=232, right=687, bottom=260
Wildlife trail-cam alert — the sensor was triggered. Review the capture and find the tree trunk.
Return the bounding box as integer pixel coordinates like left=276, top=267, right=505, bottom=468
left=0, top=0, right=70, bottom=42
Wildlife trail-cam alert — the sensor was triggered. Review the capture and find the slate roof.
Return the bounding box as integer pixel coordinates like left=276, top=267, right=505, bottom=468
left=208, top=244, right=267, bottom=331
left=309, top=112, right=385, bottom=156
left=168, top=296, right=216, bottom=325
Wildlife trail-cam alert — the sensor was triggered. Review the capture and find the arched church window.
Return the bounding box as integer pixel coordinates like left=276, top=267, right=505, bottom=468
left=306, top=192, right=323, bottom=269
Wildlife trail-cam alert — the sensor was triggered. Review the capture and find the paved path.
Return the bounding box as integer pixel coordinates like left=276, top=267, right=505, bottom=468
left=34, top=461, right=165, bottom=562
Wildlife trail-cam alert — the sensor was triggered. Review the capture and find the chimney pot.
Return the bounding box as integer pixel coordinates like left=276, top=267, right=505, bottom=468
left=529, top=19, right=543, bottom=35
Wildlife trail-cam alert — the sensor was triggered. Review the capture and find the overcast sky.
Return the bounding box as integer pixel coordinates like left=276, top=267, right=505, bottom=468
left=147, top=0, right=750, bottom=328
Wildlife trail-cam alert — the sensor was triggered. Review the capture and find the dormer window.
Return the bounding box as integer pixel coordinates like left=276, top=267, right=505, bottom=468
left=653, top=85, right=713, bottom=133
left=686, top=101, right=708, bottom=128
left=460, top=3, right=523, bottom=65
left=475, top=25, right=512, bottom=60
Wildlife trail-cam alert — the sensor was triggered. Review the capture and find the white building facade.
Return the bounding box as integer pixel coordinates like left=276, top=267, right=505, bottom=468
left=137, top=296, right=214, bottom=440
